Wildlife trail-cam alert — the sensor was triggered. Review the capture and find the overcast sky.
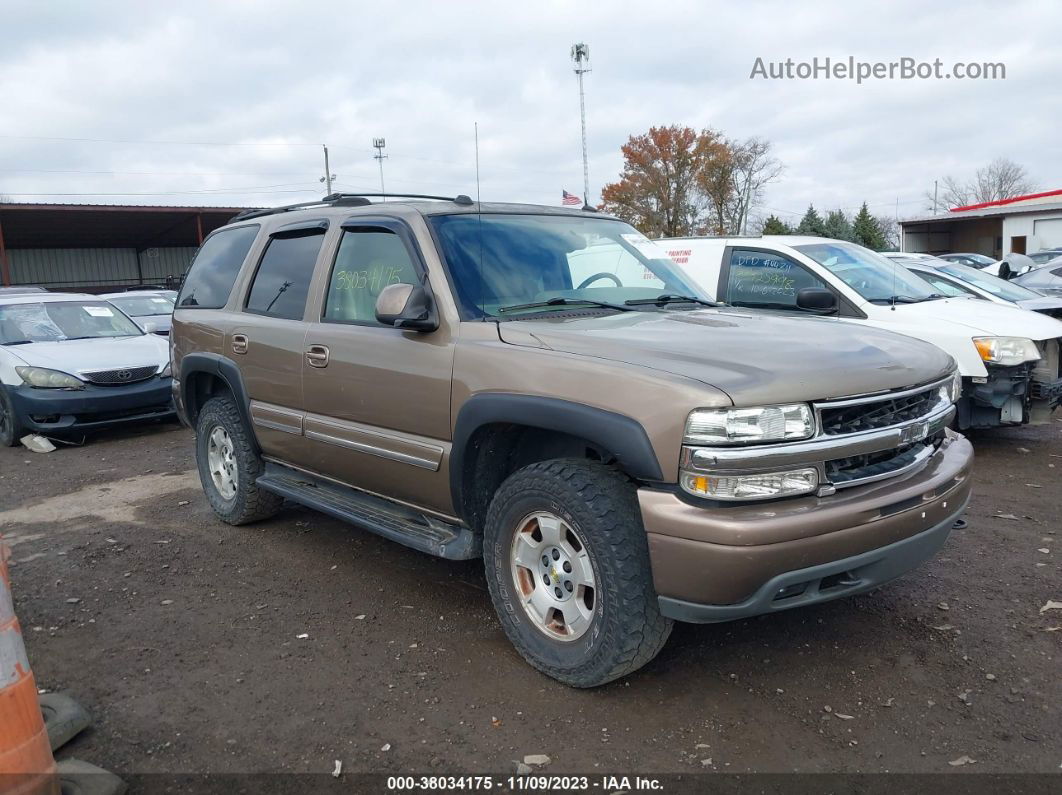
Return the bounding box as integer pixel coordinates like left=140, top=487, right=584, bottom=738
left=1, top=0, right=1059, bottom=224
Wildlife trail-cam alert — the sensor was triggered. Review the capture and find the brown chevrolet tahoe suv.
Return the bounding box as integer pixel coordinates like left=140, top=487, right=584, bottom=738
left=170, top=194, right=974, bottom=687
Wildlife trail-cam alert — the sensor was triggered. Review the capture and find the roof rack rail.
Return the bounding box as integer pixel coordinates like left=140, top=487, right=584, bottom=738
left=230, top=192, right=475, bottom=222
left=324, top=192, right=475, bottom=206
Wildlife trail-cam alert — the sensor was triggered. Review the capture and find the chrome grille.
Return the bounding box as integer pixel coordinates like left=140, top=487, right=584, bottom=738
left=826, top=437, right=939, bottom=487
left=817, top=382, right=943, bottom=436
left=81, top=365, right=158, bottom=385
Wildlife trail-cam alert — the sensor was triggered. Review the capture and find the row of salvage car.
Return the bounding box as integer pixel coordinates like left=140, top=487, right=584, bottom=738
left=650, top=236, right=1062, bottom=428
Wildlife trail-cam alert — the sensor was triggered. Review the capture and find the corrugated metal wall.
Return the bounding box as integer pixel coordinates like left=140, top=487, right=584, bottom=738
left=138, top=247, right=198, bottom=282
left=8, top=247, right=197, bottom=289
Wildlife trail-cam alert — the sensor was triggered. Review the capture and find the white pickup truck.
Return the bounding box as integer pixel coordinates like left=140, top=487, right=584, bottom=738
left=656, top=236, right=1062, bottom=429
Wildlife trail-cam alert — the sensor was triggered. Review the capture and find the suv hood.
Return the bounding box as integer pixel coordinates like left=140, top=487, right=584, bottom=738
left=4, top=334, right=169, bottom=376
left=881, top=297, right=1062, bottom=339
left=497, top=309, right=954, bottom=405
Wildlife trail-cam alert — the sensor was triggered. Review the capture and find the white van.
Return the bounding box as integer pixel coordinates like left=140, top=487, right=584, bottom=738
left=660, top=236, right=1062, bottom=428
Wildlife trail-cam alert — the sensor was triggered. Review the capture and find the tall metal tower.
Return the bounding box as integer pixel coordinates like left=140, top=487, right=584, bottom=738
left=372, top=137, right=387, bottom=196
left=571, top=43, right=591, bottom=206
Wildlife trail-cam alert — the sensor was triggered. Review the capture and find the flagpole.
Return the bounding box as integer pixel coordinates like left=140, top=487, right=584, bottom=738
left=571, top=43, right=591, bottom=206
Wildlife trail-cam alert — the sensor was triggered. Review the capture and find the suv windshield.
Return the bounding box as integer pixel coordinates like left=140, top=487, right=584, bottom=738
left=0, top=300, right=143, bottom=344
left=429, top=214, right=707, bottom=318
left=794, top=241, right=940, bottom=303
left=107, top=295, right=175, bottom=317
left=935, top=262, right=1042, bottom=301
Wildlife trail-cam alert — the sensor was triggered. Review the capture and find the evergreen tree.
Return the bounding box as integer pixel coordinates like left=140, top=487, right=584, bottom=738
left=823, top=210, right=854, bottom=241
left=795, top=204, right=827, bottom=236
left=852, top=202, right=888, bottom=250
left=760, top=214, right=790, bottom=235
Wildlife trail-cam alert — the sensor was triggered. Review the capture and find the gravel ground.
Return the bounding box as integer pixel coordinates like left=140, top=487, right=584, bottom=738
left=1, top=420, right=1059, bottom=783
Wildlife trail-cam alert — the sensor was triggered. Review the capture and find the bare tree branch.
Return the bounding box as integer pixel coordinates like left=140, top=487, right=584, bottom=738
left=927, top=159, right=1034, bottom=210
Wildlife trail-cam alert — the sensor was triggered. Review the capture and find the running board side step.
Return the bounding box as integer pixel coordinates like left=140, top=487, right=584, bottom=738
left=256, top=463, right=480, bottom=560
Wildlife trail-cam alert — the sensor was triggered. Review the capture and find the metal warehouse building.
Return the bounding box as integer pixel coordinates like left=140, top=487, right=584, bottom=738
left=0, top=203, right=250, bottom=292
left=899, top=189, right=1062, bottom=259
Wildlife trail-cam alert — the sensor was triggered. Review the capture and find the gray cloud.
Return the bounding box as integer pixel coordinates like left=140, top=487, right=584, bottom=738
left=1, top=0, right=1057, bottom=223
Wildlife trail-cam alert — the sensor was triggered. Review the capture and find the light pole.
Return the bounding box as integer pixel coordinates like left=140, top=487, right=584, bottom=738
left=373, top=137, right=387, bottom=196
left=571, top=43, right=591, bottom=206
left=320, top=144, right=335, bottom=196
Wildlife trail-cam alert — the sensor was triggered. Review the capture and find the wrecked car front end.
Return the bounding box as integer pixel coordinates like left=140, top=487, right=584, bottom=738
left=958, top=335, right=1062, bottom=428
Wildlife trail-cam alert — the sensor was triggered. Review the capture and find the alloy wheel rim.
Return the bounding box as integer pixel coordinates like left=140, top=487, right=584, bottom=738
left=509, top=511, right=596, bottom=642
left=207, top=425, right=238, bottom=500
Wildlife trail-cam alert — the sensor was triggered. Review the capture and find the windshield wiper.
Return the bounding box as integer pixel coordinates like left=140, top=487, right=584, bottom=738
left=1, top=339, right=34, bottom=345
left=869, top=295, right=928, bottom=305
left=624, top=294, right=723, bottom=308
left=496, top=297, right=634, bottom=314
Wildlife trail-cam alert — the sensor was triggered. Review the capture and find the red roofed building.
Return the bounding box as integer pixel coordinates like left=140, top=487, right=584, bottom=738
left=899, top=189, right=1062, bottom=259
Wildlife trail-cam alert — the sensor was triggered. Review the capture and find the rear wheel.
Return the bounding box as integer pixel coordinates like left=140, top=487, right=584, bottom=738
left=195, top=395, right=281, bottom=525
left=483, top=458, right=672, bottom=687
left=0, top=387, right=24, bottom=447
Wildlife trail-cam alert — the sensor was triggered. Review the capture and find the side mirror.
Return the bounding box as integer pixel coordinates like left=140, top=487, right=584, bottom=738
left=374, top=283, right=439, bottom=331
left=796, top=287, right=837, bottom=314
left=999, top=262, right=1013, bottom=280
left=142, top=320, right=159, bottom=334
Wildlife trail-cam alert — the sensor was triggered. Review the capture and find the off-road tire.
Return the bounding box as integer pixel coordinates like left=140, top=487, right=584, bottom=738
left=195, top=395, right=282, bottom=525
left=483, top=458, right=673, bottom=687
left=0, top=386, right=24, bottom=447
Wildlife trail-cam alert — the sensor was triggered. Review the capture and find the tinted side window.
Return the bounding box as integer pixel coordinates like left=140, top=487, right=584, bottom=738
left=323, top=229, right=419, bottom=324
left=725, top=249, right=826, bottom=310
left=245, top=232, right=325, bottom=320
left=177, top=225, right=259, bottom=308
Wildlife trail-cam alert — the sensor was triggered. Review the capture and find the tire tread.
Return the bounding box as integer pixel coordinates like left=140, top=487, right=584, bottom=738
left=484, top=458, right=672, bottom=687
left=196, top=395, right=282, bottom=525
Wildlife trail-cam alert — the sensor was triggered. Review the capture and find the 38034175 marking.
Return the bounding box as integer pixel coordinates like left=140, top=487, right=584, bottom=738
left=386, top=775, right=664, bottom=791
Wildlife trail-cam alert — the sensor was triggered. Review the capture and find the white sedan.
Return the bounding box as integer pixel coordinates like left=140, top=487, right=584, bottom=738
left=0, top=292, right=173, bottom=445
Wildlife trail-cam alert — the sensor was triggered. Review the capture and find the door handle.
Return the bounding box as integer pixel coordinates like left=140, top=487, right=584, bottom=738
left=306, top=344, right=330, bottom=368
left=232, top=334, right=248, bottom=354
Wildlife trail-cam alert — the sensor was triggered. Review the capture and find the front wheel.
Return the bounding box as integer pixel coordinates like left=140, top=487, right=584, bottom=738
left=194, top=395, right=282, bottom=525
left=483, top=459, right=672, bottom=687
left=0, top=386, right=24, bottom=447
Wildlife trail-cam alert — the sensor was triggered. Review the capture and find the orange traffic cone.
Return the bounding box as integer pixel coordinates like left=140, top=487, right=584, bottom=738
left=0, top=543, right=59, bottom=795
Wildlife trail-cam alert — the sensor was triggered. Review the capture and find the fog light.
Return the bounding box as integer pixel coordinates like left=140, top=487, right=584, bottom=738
left=680, top=467, right=818, bottom=501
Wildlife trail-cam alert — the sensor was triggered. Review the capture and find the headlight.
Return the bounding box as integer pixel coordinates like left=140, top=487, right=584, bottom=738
left=941, top=369, right=962, bottom=403
left=680, top=467, right=819, bottom=501
left=972, top=337, right=1040, bottom=367
left=15, top=366, right=84, bottom=389
left=160, top=362, right=172, bottom=377
left=685, top=404, right=814, bottom=445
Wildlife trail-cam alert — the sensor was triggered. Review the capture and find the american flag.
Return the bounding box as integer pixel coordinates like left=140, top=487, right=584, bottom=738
left=562, top=190, right=581, bottom=206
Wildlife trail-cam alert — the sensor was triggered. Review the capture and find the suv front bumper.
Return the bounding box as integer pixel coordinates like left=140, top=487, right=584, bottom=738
left=641, top=431, right=973, bottom=622
left=7, top=378, right=175, bottom=435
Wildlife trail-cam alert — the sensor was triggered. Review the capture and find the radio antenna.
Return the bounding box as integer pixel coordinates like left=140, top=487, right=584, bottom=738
left=475, top=122, right=486, bottom=319
left=474, top=122, right=481, bottom=206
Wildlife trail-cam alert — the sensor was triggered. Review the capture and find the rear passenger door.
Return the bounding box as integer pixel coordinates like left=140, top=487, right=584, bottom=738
left=720, top=248, right=832, bottom=313
left=235, top=219, right=328, bottom=461
left=300, top=218, right=456, bottom=515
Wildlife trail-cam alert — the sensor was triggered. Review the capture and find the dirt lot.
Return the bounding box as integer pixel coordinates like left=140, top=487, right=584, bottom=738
left=1, top=420, right=1059, bottom=783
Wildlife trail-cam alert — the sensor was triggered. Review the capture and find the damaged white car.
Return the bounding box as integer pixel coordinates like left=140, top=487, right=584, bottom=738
left=0, top=292, right=174, bottom=446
